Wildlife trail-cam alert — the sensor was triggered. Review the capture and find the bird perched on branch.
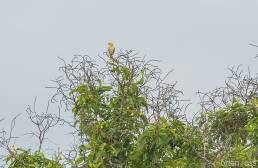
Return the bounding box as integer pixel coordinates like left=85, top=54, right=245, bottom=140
left=108, top=42, right=115, bottom=60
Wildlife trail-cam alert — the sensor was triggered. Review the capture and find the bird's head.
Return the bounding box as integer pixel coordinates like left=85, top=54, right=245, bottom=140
left=108, top=42, right=114, bottom=48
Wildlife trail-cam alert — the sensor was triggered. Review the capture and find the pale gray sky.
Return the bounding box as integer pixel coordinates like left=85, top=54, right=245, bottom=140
left=0, top=0, right=258, bottom=155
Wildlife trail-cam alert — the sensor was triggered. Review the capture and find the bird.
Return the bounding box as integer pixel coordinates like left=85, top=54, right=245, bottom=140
left=108, top=42, right=115, bottom=60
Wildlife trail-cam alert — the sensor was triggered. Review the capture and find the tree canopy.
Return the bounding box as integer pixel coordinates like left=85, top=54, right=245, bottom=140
left=0, top=48, right=257, bottom=167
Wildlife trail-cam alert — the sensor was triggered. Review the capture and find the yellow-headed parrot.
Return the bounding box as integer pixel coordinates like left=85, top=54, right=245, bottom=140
left=108, top=42, right=115, bottom=60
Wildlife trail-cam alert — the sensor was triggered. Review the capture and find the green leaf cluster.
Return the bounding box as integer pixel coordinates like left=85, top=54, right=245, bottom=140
left=5, top=148, right=62, bottom=168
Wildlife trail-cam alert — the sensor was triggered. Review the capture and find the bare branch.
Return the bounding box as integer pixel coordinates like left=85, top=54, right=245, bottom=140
left=26, top=97, right=61, bottom=152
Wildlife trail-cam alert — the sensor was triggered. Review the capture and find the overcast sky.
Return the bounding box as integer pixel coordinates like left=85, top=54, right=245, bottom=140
left=1, top=0, right=258, bottom=154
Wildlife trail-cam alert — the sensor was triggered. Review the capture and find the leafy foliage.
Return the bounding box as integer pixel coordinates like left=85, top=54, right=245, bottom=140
left=5, top=148, right=62, bottom=168
left=197, top=99, right=258, bottom=167
left=130, top=117, right=204, bottom=168
left=1, top=49, right=258, bottom=167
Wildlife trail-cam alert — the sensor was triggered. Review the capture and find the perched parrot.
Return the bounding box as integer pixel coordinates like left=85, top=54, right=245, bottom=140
left=108, top=42, right=115, bottom=60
